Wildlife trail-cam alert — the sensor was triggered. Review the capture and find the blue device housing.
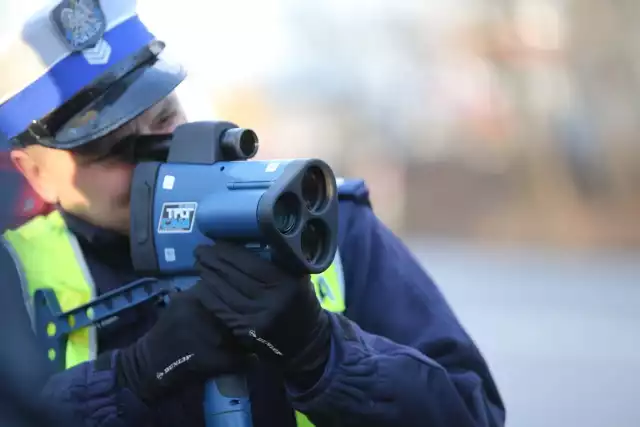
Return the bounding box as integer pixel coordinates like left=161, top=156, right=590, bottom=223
left=130, top=158, right=338, bottom=276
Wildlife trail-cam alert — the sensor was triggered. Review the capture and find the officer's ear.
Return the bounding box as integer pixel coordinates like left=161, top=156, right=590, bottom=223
left=10, top=147, right=58, bottom=204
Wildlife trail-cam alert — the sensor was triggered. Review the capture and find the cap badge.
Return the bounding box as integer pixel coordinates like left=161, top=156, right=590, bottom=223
left=51, top=0, right=107, bottom=52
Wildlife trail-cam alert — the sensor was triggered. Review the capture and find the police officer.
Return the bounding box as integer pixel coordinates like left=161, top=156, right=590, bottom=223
left=0, top=1, right=505, bottom=426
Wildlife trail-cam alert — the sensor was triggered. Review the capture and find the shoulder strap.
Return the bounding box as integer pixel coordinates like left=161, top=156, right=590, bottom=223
left=337, top=177, right=372, bottom=207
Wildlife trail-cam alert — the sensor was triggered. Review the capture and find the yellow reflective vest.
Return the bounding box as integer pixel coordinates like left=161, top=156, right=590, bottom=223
left=4, top=210, right=346, bottom=427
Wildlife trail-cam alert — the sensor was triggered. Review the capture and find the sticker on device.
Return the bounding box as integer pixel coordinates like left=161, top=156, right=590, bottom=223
left=157, top=202, right=198, bottom=234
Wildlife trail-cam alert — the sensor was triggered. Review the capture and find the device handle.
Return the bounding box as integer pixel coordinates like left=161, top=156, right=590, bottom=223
left=204, top=374, right=253, bottom=427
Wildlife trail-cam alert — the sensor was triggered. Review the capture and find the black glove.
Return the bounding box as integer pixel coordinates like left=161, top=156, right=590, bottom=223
left=193, top=241, right=332, bottom=387
left=114, top=283, right=248, bottom=403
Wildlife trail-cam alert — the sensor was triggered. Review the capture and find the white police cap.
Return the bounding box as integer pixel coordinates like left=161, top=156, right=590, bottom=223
left=0, top=0, right=186, bottom=148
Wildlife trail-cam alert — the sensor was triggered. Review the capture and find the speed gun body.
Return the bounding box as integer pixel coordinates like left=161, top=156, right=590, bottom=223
left=130, top=121, right=339, bottom=277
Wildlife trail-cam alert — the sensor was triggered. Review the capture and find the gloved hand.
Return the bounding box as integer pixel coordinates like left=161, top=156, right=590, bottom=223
left=114, top=283, right=248, bottom=403
left=193, top=241, right=332, bottom=387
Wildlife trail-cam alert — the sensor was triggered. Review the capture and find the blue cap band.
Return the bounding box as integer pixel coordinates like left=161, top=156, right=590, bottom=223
left=0, top=15, right=154, bottom=140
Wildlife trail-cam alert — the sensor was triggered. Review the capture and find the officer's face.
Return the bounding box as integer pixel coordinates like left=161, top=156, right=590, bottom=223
left=10, top=93, right=187, bottom=234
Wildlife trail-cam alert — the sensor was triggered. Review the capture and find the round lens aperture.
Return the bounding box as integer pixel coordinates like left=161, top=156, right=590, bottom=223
left=300, top=219, right=328, bottom=264
left=273, top=192, right=300, bottom=235
left=301, top=166, right=327, bottom=213
left=239, top=129, right=258, bottom=158
left=220, top=128, right=259, bottom=160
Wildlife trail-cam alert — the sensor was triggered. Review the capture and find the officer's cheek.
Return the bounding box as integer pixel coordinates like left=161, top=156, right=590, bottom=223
left=75, top=162, right=134, bottom=207
left=37, top=149, right=83, bottom=204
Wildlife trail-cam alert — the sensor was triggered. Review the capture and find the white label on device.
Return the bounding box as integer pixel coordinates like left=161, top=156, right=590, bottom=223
left=265, top=162, right=280, bottom=173
left=162, top=175, right=175, bottom=190
left=164, top=248, right=176, bottom=262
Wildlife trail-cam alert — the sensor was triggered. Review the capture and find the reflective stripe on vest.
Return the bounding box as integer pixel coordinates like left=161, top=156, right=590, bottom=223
left=3, top=210, right=345, bottom=427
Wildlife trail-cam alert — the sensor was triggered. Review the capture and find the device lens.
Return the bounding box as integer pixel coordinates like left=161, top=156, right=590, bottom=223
left=273, top=192, right=300, bottom=235
left=300, top=219, right=328, bottom=264
left=301, top=165, right=327, bottom=212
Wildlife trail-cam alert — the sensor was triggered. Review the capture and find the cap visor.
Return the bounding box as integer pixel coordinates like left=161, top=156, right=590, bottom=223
left=54, top=54, right=186, bottom=148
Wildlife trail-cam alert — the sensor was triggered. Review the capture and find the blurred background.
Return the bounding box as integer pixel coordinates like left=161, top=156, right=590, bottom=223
left=145, top=0, right=640, bottom=248
left=3, top=0, right=640, bottom=426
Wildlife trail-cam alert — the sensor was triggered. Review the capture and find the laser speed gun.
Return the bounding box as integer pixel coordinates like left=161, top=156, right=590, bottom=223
left=34, top=121, right=340, bottom=427
left=130, top=120, right=339, bottom=275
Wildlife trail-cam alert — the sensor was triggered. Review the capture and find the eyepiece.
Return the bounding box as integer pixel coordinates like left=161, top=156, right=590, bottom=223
left=220, top=128, right=259, bottom=160
left=131, top=134, right=172, bottom=162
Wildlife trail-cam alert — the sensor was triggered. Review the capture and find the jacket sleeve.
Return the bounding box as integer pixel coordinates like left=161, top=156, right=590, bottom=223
left=40, top=351, right=151, bottom=427
left=0, top=240, right=150, bottom=427
left=285, top=200, right=506, bottom=427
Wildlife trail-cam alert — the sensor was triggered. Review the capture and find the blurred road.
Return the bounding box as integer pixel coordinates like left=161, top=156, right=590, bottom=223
left=407, top=239, right=640, bottom=427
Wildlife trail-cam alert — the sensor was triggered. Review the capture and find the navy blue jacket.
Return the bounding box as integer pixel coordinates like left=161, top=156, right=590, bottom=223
left=2, top=180, right=504, bottom=427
